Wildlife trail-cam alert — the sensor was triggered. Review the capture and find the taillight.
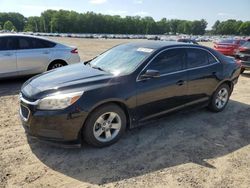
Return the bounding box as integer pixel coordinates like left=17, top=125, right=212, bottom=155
left=239, top=47, right=248, bottom=52
left=225, top=45, right=234, bottom=49
left=71, top=48, right=78, bottom=54
left=236, top=59, right=242, bottom=66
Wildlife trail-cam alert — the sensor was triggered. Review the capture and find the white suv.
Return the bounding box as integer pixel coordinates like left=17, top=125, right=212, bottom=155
left=0, top=34, right=81, bottom=79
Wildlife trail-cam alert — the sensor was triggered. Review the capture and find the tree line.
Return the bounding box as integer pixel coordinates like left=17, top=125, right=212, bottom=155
left=0, top=10, right=249, bottom=35
left=212, top=20, right=250, bottom=35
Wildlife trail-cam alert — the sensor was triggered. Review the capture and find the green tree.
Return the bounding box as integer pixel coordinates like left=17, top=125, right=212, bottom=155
left=24, top=16, right=41, bottom=32
left=190, top=19, right=207, bottom=35
left=0, top=13, right=25, bottom=31
left=212, top=20, right=220, bottom=34
left=3, top=20, right=16, bottom=31
left=5, top=9, right=250, bottom=35
left=169, top=19, right=180, bottom=34
left=239, top=21, right=250, bottom=35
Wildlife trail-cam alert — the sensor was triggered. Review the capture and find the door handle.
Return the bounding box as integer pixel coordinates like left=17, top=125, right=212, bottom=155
left=43, top=51, right=49, bottom=54
left=3, top=53, right=13, bottom=56
left=176, top=80, right=186, bottom=86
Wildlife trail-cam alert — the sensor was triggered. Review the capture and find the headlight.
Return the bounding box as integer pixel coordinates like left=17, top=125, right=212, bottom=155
left=37, top=91, right=83, bottom=110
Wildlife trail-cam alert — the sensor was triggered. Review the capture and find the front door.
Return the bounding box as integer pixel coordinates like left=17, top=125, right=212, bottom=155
left=136, top=48, right=188, bottom=122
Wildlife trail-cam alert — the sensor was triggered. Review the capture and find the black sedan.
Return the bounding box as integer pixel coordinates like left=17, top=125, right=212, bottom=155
left=235, top=41, right=250, bottom=74
left=20, top=41, right=241, bottom=147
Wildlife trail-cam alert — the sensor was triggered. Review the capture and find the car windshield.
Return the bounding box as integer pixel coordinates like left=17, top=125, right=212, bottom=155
left=89, top=44, right=154, bottom=75
left=219, top=39, right=236, bottom=44
left=242, top=41, right=250, bottom=48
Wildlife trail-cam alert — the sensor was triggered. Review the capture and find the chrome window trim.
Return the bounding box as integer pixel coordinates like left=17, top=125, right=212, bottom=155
left=136, top=46, right=220, bottom=82
left=19, top=93, right=40, bottom=105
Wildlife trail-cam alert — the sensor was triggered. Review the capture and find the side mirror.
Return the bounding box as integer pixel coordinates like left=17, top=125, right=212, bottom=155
left=140, top=69, right=160, bottom=79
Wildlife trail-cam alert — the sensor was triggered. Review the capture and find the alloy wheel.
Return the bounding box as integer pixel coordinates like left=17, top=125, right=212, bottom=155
left=215, top=88, right=229, bottom=109
left=93, top=112, right=122, bottom=142
left=51, top=63, right=64, bottom=69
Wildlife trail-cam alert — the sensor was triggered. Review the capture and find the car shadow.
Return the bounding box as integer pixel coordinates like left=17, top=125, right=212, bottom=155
left=241, top=72, right=250, bottom=78
left=29, top=99, right=250, bottom=185
left=0, top=77, right=30, bottom=97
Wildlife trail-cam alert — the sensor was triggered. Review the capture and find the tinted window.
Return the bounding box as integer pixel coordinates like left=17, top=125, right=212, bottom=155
left=208, top=52, right=217, bottom=63
left=0, top=37, right=16, bottom=51
left=242, top=41, right=250, bottom=48
left=239, top=40, right=246, bottom=46
left=18, top=37, right=33, bottom=49
left=31, top=38, right=56, bottom=48
left=220, top=39, right=235, bottom=44
left=147, top=49, right=185, bottom=74
left=186, top=48, right=216, bottom=68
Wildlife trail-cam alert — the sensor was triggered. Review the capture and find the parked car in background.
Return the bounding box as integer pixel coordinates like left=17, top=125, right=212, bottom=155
left=213, top=39, right=246, bottom=56
left=0, top=34, right=81, bottom=79
left=177, top=38, right=199, bottom=45
left=20, top=41, right=241, bottom=147
left=235, top=41, right=250, bottom=74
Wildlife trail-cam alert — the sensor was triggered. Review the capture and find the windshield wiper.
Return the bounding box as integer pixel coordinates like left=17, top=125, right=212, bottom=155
left=91, top=65, right=106, bottom=72
left=84, top=59, right=92, bottom=65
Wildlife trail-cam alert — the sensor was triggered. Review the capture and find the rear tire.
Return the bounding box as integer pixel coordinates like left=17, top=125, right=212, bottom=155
left=208, top=84, right=230, bottom=112
left=83, top=104, right=126, bottom=147
left=48, top=61, right=67, bottom=70
left=240, top=68, right=245, bottom=74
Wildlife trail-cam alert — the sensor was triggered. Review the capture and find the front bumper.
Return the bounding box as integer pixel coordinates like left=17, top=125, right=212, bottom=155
left=20, top=95, right=87, bottom=147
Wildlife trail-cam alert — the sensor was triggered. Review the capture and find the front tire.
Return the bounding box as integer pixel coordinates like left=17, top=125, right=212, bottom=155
left=83, top=104, right=126, bottom=147
left=208, top=84, right=230, bottom=112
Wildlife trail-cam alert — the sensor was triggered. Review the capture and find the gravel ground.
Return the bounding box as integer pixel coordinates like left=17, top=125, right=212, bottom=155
left=0, top=38, right=249, bottom=188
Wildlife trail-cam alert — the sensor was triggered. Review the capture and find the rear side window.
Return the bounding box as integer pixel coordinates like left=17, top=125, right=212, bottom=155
left=0, top=37, right=16, bottom=51
left=186, top=48, right=217, bottom=68
left=31, top=38, right=56, bottom=48
left=148, top=49, right=185, bottom=74
left=18, top=37, right=33, bottom=49
left=18, top=37, right=56, bottom=49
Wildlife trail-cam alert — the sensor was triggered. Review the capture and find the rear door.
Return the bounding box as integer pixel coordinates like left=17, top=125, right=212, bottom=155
left=185, top=48, right=221, bottom=103
left=16, top=37, right=53, bottom=76
left=0, top=36, right=17, bottom=78
left=136, top=48, right=188, bottom=122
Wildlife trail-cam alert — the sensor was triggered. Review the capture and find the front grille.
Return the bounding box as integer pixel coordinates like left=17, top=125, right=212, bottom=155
left=20, top=105, right=30, bottom=120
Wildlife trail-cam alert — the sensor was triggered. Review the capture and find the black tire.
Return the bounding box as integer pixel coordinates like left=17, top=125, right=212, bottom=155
left=240, top=68, right=245, bottom=74
left=83, top=104, right=126, bottom=147
left=48, top=61, right=67, bottom=70
left=208, top=84, right=230, bottom=112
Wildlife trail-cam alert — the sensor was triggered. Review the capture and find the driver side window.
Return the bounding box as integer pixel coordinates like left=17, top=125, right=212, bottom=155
left=147, top=49, right=185, bottom=74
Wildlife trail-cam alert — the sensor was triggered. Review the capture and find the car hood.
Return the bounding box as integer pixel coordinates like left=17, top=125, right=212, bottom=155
left=21, top=63, right=114, bottom=99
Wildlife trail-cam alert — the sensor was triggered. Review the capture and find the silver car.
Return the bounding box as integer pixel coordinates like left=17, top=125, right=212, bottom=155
left=0, top=34, right=81, bottom=78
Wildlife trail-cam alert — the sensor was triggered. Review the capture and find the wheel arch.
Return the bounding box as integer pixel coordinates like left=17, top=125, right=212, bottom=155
left=214, top=79, right=234, bottom=96
left=79, top=100, right=132, bottom=141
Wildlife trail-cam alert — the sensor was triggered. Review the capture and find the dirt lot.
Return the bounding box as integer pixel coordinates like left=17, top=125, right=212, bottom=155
left=0, top=38, right=250, bottom=188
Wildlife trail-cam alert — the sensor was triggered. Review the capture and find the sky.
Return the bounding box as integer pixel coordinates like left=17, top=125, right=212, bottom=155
left=0, top=0, right=249, bottom=29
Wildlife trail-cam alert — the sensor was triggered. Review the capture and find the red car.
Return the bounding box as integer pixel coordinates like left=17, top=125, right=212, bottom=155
left=214, top=39, right=246, bottom=56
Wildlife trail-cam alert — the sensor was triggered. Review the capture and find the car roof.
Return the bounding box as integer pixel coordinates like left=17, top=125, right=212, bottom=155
left=123, top=41, right=194, bottom=50
left=0, top=33, right=53, bottom=42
